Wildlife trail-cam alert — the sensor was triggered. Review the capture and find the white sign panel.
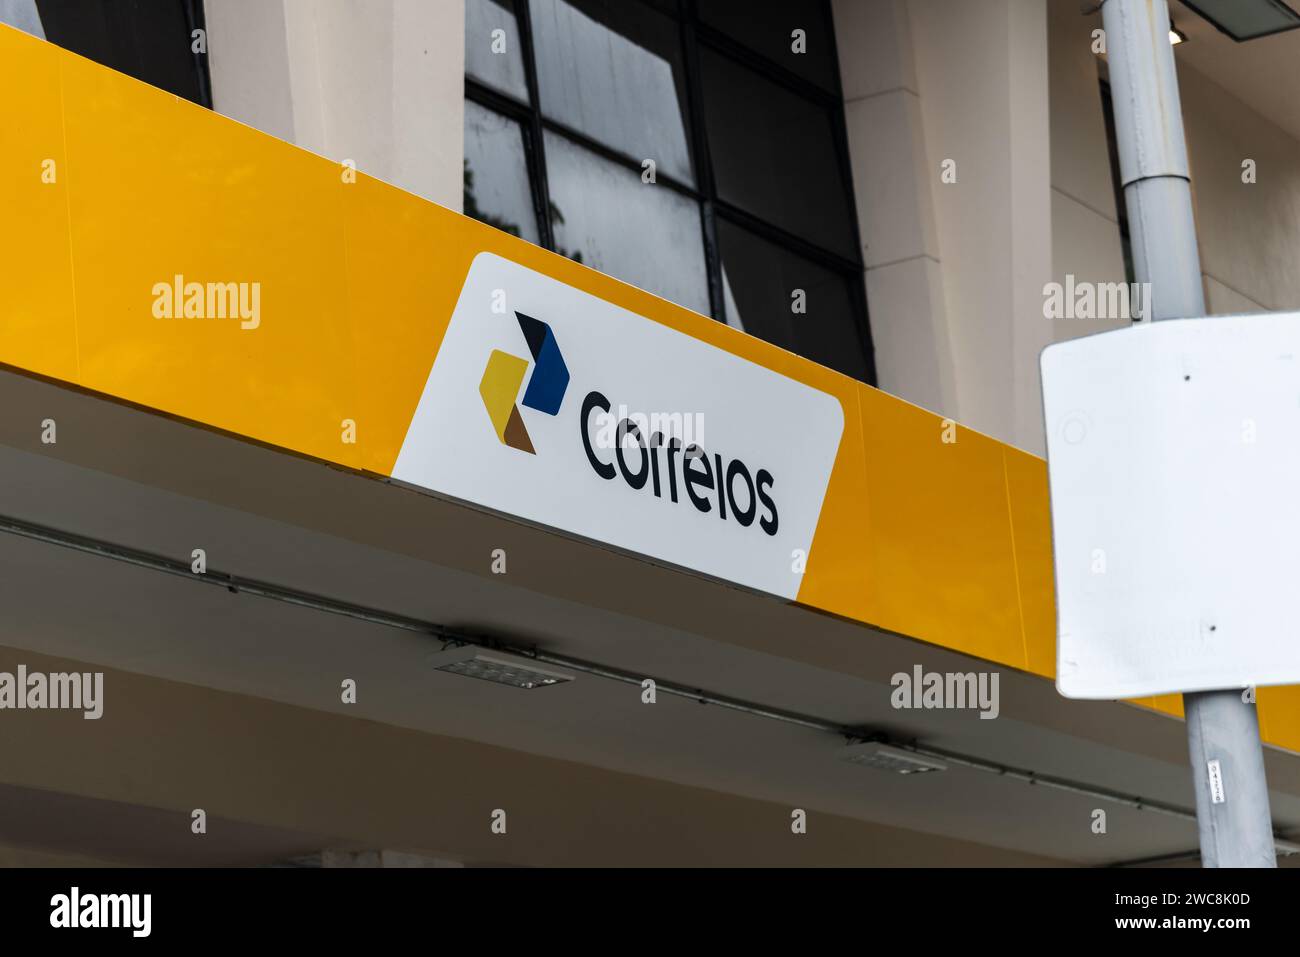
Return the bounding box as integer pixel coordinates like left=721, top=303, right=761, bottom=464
left=1041, top=312, right=1300, bottom=698
left=393, top=252, right=845, bottom=599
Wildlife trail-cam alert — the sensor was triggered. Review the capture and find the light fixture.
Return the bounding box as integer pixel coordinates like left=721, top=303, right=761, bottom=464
left=1180, top=0, right=1300, bottom=41
left=425, top=646, right=574, bottom=690
left=1093, top=19, right=1186, bottom=57
left=840, top=742, right=947, bottom=775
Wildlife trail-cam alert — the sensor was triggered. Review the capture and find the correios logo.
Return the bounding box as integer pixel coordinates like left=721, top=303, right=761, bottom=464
left=393, top=252, right=845, bottom=601
left=580, top=390, right=780, bottom=537
left=478, top=307, right=779, bottom=537
left=479, top=311, right=570, bottom=454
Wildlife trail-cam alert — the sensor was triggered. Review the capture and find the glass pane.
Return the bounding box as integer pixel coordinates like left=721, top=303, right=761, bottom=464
left=698, top=0, right=838, bottom=90
left=33, top=0, right=207, bottom=105
left=530, top=0, right=694, bottom=184
left=465, top=0, right=530, bottom=101
left=701, top=49, right=856, bottom=258
left=464, top=100, right=541, bottom=244
left=545, top=131, right=709, bottom=314
left=717, top=219, right=870, bottom=382
left=0, top=0, right=44, bottom=38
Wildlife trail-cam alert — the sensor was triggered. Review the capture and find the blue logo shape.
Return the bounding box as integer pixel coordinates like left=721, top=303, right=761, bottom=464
left=516, top=311, right=569, bottom=415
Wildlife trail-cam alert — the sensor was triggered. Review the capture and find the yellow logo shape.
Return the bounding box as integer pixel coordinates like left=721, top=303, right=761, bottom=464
left=479, top=349, right=536, bottom=454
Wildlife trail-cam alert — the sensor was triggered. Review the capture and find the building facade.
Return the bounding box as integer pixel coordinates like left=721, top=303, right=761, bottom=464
left=2, top=0, right=1300, bottom=867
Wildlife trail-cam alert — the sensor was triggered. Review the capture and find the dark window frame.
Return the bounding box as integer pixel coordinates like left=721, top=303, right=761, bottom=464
left=465, top=0, right=876, bottom=385
left=34, top=0, right=212, bottom=108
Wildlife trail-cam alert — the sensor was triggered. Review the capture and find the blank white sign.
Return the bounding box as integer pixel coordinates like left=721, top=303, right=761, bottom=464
left=1041, top=312, right=1300, bottom=699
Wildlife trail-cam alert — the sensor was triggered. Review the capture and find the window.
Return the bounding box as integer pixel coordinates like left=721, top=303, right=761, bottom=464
left=699, top=47, right=856, bottom=257
left=717, top=219, right=869, bottom=381
left=466, top=0, right=529, bottom=100
left=29, top=0, right=212, bottom=107
left=464, top=0, right=875, bottom=384
left=697, top=0, right=838, bottom=90
left=545, top=129, right=710, bottom=313
left=464, top=100, right=541, bottom=244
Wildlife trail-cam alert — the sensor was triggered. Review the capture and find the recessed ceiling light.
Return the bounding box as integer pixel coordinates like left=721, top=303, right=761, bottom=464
left=1093, top=19, right=1187, bottom=58
left=1180, top=0, right=1300, bottom=41
left=425, top=646, right=574, bottom=690
left=840, top=742, right=947, bottom=775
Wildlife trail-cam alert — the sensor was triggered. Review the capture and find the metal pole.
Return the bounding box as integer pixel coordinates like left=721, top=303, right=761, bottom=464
left=1100, top=0, right=1276, bottom=867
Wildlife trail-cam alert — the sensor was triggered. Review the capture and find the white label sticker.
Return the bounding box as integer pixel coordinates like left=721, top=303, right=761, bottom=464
left=393, top=252, right=846, bottom=599
left=1207, top=759, right=1226, bottom=805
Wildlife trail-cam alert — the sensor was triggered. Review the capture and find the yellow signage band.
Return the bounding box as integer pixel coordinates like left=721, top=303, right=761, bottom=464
left=3, top=23, right=1298, bottom=750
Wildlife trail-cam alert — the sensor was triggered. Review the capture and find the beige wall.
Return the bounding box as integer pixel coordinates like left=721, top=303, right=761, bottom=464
left=1046, top=1, right=1130, bottom=350
left=839, top=0, right=1300, bottom=456
left=1047, top=7, right=1300, bottom=317
left=1181, top=65, right=1300, bottom=314
left=837, top=0, right=1055, bottom=454
left=1046, top=4, right=1300, bottom=322
left=205, top=0, right=464, bottom=210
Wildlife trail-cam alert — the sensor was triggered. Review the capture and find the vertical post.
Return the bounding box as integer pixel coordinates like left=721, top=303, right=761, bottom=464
left=1100, top=0, right=1276, bottom=867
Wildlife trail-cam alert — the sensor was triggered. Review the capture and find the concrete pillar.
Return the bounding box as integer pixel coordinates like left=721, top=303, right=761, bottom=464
left=833, top=0, right=956, bottom=419
left=837, top=0, right=1054, bottom=453
left=204, top=0, right=464, bottom=209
